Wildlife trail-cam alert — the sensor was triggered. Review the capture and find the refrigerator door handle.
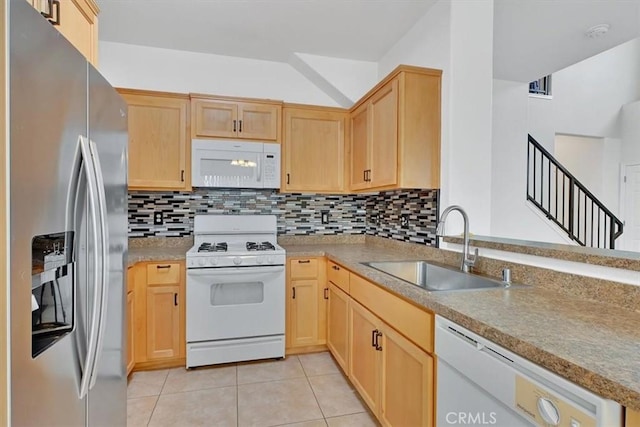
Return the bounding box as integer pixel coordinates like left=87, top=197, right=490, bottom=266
left=86, top=139, right=110, bottom=390
left=77, top=136, right=106, bottom=399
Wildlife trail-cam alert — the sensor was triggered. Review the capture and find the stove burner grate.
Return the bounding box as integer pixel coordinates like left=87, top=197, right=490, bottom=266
left=198, top=242, right=228, bottom=252
left=246, top=241, right=276, bottom=251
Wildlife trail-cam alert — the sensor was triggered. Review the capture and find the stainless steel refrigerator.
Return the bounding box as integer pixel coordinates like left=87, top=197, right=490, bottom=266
left=9, top=0, right=128, bottom=425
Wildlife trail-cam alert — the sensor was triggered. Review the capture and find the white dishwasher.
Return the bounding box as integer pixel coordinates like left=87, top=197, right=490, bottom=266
left=435, top=316, right=622, bottom=427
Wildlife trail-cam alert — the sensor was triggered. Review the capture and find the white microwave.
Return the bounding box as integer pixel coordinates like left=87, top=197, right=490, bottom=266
left=191, top=139, right=281, bottom=189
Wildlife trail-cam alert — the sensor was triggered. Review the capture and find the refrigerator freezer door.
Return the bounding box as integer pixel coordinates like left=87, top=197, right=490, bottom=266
left=86, top=66, right=128, bottom=427
left=10, top=0, right=89, bottom=425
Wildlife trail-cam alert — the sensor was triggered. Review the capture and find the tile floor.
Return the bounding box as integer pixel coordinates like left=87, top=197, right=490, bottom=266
left=127, top=352, right=379, bottom=427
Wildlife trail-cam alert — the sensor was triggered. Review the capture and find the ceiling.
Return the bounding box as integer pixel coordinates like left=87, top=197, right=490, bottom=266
left=493, top=0, right=640, bottom=82
left=97, top=0, right=438, bottom=62
left=98, top=0, right=640, bottom=82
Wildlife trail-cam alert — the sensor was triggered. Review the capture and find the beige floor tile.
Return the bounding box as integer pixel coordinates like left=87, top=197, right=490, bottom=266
left=127, top=369, right=170, bottom=399
left=148, top=386, right=237, bottom=427
left=308, top=374, right=366, bottom=418
left=298, top=352, right=340, bottom=377
left=325, top=412, right=379, bottom=427
left=127, top=395, right=157, bottom=427
left=237, top=356, right=305, bottom=385
left=238, top=377, right=323, bottom=426
left=162, top=364, right=237, bottom=394
left=277, top=420, right=328, bottom=427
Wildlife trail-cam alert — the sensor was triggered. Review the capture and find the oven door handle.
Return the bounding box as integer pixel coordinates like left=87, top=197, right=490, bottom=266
left=187, top=266, right=285, bottom=276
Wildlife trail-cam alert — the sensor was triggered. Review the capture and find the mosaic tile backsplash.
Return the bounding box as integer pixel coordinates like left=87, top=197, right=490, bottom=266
left=128, top=188, right=439, bottom=245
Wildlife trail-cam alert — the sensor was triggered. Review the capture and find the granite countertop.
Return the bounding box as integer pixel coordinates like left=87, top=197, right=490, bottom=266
left=127, top=237, right=192, bottom=267
left=282, top=241, right=640, bottom=411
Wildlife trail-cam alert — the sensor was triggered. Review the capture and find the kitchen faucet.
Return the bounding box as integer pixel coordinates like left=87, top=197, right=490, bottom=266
left=435, top=205, right=478, bottom=273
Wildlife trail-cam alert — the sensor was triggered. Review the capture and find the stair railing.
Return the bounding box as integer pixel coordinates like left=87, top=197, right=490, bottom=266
left=526, top=134, right=623, bottom=249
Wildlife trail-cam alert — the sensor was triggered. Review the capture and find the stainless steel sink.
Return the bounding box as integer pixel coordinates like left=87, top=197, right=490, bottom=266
left=362, top=260, right=507, bottom=292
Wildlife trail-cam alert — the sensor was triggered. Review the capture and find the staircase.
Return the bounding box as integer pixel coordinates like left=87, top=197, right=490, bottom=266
left=526, top=134, right=623, bottom=249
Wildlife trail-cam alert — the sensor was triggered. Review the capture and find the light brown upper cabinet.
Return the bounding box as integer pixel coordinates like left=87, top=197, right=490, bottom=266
left=282, top=105, right=348, bottom=193
left=191, top=95, right=282, bottom=142
left=27, top=0, right=99, bottom=66
left=349, top=65, right=442, bottom=191
left=119, top=89, right=190, bottom=191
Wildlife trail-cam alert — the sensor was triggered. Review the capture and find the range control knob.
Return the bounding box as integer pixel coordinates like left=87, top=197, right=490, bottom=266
left=233, top=257, right=242, bottom=265
left=537, top=397, right=560, bottom=426
left=256, top=257, right=264, bottom=265
left=198, top=258, right=206, bottom=267
left=210, top=258, right=218, bottom=266
left=266, top=256, right=273, bottom=264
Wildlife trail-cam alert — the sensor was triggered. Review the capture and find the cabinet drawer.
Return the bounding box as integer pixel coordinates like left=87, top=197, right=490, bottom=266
left=146, top=263, right=181, bottom=285
left=349, top=273, right=433, bottom=353
left=327, top=261, right=349, bottom=293
left=289, top=258, right=319, bottom=279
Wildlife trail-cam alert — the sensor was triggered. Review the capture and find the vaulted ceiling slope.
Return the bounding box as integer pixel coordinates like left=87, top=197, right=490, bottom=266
left=97, top=0, right=438, bottom=62
left=99, top=0, right=640, bottom=84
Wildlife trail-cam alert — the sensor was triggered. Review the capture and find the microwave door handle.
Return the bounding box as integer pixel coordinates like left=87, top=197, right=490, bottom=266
left=256, top=155, right=262, bottom=183
left=86, top=139, right=109, bottom=390
left=77, top=136, right=104, bottom=399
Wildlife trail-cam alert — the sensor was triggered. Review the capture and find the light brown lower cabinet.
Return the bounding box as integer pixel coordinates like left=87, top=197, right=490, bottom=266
left=131, top=261, right=186, bottom=371
left=286, top=257, right=328, bottom=352
left=348, top=299, right=434, bottom=427
left=327, top=282, right=350, bottom=373
left=146, top=285, right=182, bottom=360
left=627, top=408, right=640, bottom=427
left=126, top=290, right=135, bottom=375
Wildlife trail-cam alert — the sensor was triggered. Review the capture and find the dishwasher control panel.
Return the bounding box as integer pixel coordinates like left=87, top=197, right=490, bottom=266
left=515, top=375, right=595, bottom=427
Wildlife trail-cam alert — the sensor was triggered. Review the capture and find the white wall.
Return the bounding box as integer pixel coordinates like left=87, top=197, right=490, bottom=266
left=554, top=134, right=622, bottom=216
left=490, top=79, right=568, bottom=244
left=622, top=100, right=640, bottom=164
left=378, top=0, right=494, bottom=236
left=551, top=38, right=640, bottom=139
left=290, top=53, right=378, bottom=104
left=99, top=41, right=340, bottom=106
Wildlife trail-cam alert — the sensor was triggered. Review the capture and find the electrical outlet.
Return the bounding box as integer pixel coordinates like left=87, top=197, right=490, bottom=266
left=401, top=214, right=409, bottom=229
left=321, top=210, right=330, bottom=225
left=153, top=211, right=164, bottom=225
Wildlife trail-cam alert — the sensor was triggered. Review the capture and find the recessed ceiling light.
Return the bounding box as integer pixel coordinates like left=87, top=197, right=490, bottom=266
left=585, top=24, right=610, bottom=38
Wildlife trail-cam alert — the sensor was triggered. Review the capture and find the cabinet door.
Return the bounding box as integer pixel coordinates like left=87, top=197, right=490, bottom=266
left=146, top=285, right=181, bottom=360
left=327, top=282, right=349, bottom=373
left=283, top=108, right=346, bottom=192
left=350, top=102, right=370, bottom=190
left=369, top=79, right=398, bottom=188
left=288, top=279, right=320, bottom=348
left=126, top=291, right=135, bottom=375
left=122, top=91, right=189, bottom=190
left=349, top=301, right=381, bottom=415
left=238, top=102, right=280, bottom=141
left=627, top=409, right=640, bottom=427
left=55, top=0, right=99, bottom=66
left=379, top=325, right=434, bottom=427
left=192, top=99, right=238, bottom=138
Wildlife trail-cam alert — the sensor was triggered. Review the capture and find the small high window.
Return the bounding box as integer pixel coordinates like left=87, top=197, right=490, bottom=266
left=529, top=75, right=552, bottom=96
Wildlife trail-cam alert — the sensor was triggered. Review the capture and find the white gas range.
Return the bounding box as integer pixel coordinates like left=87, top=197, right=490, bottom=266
left=185, top=215, right=286, bottom=368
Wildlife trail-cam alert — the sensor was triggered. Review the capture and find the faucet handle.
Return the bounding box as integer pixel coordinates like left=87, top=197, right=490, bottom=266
left=470, top=247, right=478, bottom=264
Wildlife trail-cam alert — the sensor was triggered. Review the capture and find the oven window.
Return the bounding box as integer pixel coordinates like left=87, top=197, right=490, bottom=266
left=210, top=282, right=264, bottom=306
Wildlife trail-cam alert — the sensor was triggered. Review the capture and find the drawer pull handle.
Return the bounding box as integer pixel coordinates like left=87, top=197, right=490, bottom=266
left=371, top=329, right=378, bottom=348
left=375, top=331, right=383, bottom=351
left=332, top=265, right=339, bottom=270
left=323, top=288, right=329, bottom=300
left=156, top=265, right=172, bottom=269
left=297, top=260, right=311, bottom=264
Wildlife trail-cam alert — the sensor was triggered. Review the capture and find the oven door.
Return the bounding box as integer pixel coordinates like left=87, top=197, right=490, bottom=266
left=186, top=265, right=285, bottom=342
